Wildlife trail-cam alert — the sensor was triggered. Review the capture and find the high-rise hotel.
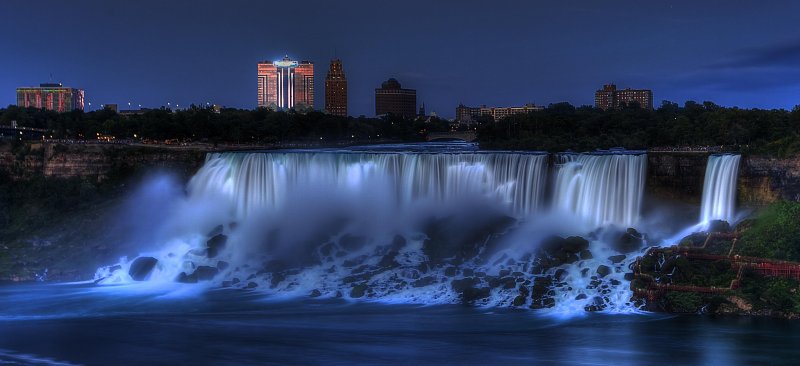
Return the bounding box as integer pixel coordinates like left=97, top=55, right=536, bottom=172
left=324, top=59, right=347, bottom=117
left=16, top=83, right=84, bottom=112
left=257, top=56, right=314, bottom=110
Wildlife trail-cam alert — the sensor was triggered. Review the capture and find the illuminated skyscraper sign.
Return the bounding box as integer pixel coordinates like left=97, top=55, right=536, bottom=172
left=257, top=56, right=314, bottom=110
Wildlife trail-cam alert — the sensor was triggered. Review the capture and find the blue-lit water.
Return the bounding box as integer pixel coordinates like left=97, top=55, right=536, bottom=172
left=0, top=283, right=798, bottom=365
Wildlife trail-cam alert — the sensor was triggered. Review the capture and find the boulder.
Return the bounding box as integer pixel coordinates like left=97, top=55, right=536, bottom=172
left=596, top=265, right=612, bottom=278
left=613, top=228, right=644, bottom=253
left=206, top=234, right=228, bottom=258
left=350, top=283, right=368, bottom=298
left=176, top=272, right=198, bottom=283
left=128, top=257, right=158, bottom=281
left=207, top=224, right=224, bottom=237
left=708, top=220, right=731, bottom=233
left=579, top=250, right=593, bottom=260
left=512, top=295, right=526, bottom=306
left=608, top=255, right=627, bottom=264
left=194, top=266, right=219, bottom=281
left=310, top=289, right=322, bottom=298
left=563, top=236, right=590, bottom=253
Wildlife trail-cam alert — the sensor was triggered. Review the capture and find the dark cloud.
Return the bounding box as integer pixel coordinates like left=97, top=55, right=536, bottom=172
left=710, top=41, right=800, bottom=69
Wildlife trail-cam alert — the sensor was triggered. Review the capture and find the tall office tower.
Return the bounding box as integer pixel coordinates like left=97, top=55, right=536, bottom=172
left=16, top=83, right=85, bottom=112
left=257, top=56, right=314, bottom=110
left=324, top=59, right=347, bottom=117
left=375, top=78, right=416, bottom=118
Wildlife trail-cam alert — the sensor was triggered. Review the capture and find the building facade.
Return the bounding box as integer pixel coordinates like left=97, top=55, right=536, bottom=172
left=375, top=78, right=416, bottom=118
left=455, top=103, right=543, bottom=124
left=16, top=83, right=84, bottom=112
left=594, top=84, right=653, bottom=110
left=257, top=56, right=314, bottom=110
left=324, top=59, right=347, bottom=117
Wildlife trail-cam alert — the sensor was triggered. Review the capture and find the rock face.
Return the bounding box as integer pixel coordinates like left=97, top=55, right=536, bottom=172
left=647, top=152, right=800, bottom=206
left=0, top=142, right=205, bottom=182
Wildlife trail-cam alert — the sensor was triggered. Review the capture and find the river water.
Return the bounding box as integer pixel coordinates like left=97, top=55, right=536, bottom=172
left=0, top=283, right=798, bottom=365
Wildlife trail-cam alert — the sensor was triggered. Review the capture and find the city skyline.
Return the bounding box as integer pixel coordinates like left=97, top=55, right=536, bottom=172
left=4, top=1, right=800, bottom=118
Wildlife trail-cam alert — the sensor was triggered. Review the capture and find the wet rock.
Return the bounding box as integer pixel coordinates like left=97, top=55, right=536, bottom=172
left=608, top=255, right=627, bottom=264
left=461, top=287, right=491, bottom=303
left=610, top=279, right=621, bottom=286
left=462, top=268, right=474, bottom=277
left=310, top=289, right=322, bottom=298
left=584, top=297, right=605, bottom=312
left=708, top=220, right=731, bottom=233
left=575, top=294, right=588, bottom=300
left=499, top=269, right=511, bottom=277
left=176, top=272, right=198, bottom=283
left=512, top=271, right=524, bottom=277
left=580, top=250, right=593, bottom=260
left=217, top=261, right=230, bottom=271
left=581, top=268, right=590, bottom=277
left=412, top=276, right=436, bottom=287
left=563, top=236, right=590, bottom=253
left=623, top=272, right=635, bottom=281
left=246, top=282, right=258, bottom=289
left=128, top=257, right=158, bottom=281
left=378, top=252, right=400, bottom=268
left=513, top=295, right=526, bottom=306
left=596, top=265, right=612, bottom=278
left=475, top=271, right=486, bottom=278
left=444, top=267, right=457, bottom=277
left=194, top=266, right=219, bottom=281
left=554, top=269, right=567, bottom=281
left=207, top=224, right=224, bottom=237
left=350, top=283, right=368, bottom=298
left=613, top=228, right=644, bottom=253
left=206, top=234, right=228, bottom=258
left=232, top=277, right=241, bottom=285
left=390, top=235, right=407, bottom=251
left=451, top=278, right=479, bottom=293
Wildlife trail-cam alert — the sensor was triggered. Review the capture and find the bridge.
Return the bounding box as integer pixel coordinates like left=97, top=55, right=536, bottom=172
left=426, top=131, right=477, bottom=142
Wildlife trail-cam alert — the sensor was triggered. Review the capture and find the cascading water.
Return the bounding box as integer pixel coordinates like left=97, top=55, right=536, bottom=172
left=700, top=154, right=741, bottom=225
left=95, top=146, right=651, bottom=314
left=190, top=151, right=549, bottom=219
left=553, top=152, right=647, bottom=228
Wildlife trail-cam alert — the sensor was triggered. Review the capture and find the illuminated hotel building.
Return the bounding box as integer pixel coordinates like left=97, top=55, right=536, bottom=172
left=456, top=103, right=543, bottom=124
left=595, top=84, right=653, bottom=110
left=324, top=59, right=347, bottom=117
left=375, top=78, right=416, bottom=118
left=16, top=83, right=85, bottom=112
left=257, top=56, right=314, bottom=110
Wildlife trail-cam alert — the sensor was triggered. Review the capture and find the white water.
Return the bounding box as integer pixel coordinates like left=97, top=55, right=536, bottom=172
left=95, top=147, right=657, bottom=314
left=700, top=154, right=741, bottom=225
left=553, top=153, right=647, bottom=228
left=190, top=152, right=549, bottom=219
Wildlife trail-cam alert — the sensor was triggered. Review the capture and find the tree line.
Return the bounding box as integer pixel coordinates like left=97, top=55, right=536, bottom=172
left=0, top=105, right=451, bottom=144
left=478, top=101, right=800, bottom=156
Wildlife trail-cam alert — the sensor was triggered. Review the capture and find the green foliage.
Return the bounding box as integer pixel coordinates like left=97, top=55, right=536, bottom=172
left=738, top=272, right=800, bottom=313
left=477, top=101, right=800, bottom=155
left=665, top=292, right=703, bottom=313
left=738, top=201, right=800, bottom=261
left=0, top=105, right=452, bottom=144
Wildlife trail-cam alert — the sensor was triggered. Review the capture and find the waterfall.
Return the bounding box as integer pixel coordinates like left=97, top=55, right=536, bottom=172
left=552, top=152, right=647, bottom=228
left=188, top=151, right=550, bottom=218
left=700, top=154, right=741, bottom=224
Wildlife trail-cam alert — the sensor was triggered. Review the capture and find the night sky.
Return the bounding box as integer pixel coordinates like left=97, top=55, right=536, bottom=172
left=3, top=0, right=800, bottom=118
